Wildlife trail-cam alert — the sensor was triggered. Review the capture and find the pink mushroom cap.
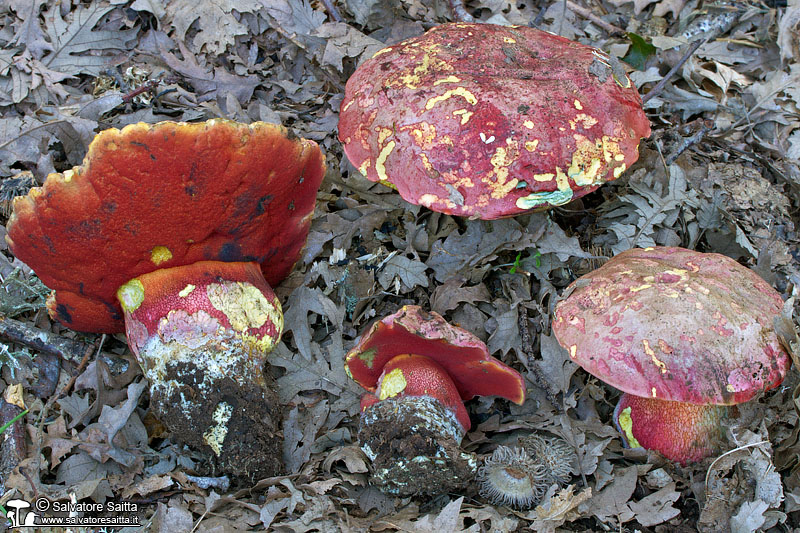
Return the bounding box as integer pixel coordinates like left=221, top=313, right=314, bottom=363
left=553, top=246, right=790, bottom=406
left=338, top=22, right=650, bottom=219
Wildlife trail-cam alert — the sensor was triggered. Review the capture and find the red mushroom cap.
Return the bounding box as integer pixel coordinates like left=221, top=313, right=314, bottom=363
left=553, top=247, right=790, bottom=406
left=345, top=305, right=525, bottom=405
left=338, top=22, right=650, bottom=219
left=6, top=120, right=325, bottom=333
left=118, top=260, right=283, bottom=359
left=368, top=353, right=471, bottom=431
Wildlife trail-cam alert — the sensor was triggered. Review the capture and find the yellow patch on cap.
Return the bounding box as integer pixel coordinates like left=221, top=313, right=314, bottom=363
left=643, top=339, right=667, bottom=374
left=205, top=283, right=283, bottom=354
left=425, top=87, right=478, bottom=110
left=375, top=141, right=396, bottom=182
left=433, top=75, right=461, bottom=85
left=358, top=159, right=371, bottom=177
left=150, top=246, right=173, bottom=266
left=178, top=284, right=195, bottom=298
left=378, top=367, right=408, bottom=400
left=117, top=279, right=145, bottom=313
left=452, top=109, right=473, bottom=125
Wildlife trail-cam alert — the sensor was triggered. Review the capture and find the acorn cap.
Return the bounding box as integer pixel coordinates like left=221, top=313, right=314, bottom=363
left=345, top=305, right=525, bottom=405
left=6, top=120, right=325, bottom=333
left=338, top=22, right=650, bottom=219
left=553, top=246, right=790, bottom=406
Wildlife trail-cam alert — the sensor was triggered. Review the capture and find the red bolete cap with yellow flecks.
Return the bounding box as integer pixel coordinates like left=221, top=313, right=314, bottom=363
left=338, top=22, right=650, bottom=220
left=6, top=120, right=325, bottom=333
left=553, top=246, right=790, bottom=406
left=118, top=260, right=283, bottom=360
left=345, top=305, right=526, bottom=405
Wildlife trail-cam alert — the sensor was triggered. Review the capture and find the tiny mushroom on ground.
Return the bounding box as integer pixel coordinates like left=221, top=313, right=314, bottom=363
left=6, top=119, right=325, bottom=480
left=345, top=305, right=526, bottom=496
left=552, top=246, right=791, bottom=464
left=338, top=22, right=650, bottom=219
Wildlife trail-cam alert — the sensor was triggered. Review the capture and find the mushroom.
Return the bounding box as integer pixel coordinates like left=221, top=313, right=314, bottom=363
left=345, top=305, right=526, bottom=495
left=552, top=246, right=791, bottom=464
left=6, top=120, right=325, bottom=479
left=338, top=22, right=650, bottom=219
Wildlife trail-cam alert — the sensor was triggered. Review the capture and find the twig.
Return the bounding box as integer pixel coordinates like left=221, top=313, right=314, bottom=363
left=448, top=0, right=475, bottom=22
left=665, top=120, right=713, bottom=165
left=518, top=310, right=562, bottom=411
left=58, top=335, right=102, bottom=398
left=704, top=440, right=770, bottom=492
left=565, top=1, right=624, bottom=35
left=320, top=0, right=342, bottom=22
left=0, top=121, right=68, bottom=151
left=642, top=39, right=705, bottom=104
left=0, top=315, right=96, bottom=364
left=121, top=79, right=159, bottom=103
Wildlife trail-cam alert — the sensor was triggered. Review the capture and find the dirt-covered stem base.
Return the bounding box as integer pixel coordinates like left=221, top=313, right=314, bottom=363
left=118, top=260, right=284, bottom=480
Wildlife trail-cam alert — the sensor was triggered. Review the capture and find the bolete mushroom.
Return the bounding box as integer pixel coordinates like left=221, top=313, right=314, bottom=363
left=345, top=305, right=526, bottom=495
left=338, top=22, right=650, bottom=219
left=6, top=120, right=325, bottom=479
left=552, top=246, right=791, bottom=464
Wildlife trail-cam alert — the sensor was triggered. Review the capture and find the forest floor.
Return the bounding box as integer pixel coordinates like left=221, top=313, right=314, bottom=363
left=1, top=0, right=799, bottom=531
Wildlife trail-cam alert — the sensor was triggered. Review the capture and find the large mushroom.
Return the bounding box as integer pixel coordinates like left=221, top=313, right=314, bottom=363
left=6, top=120, right=325, bottom=479
left=345, top=305, right=526, bottom=495
left=338, top=22, right=650, bottom=219
left=552, top=246, right=791, bottom=464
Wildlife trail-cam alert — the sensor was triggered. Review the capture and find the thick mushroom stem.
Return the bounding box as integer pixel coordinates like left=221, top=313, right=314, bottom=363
left=613, top=393, right=731, bottom=465
left=117, top=260, right=284, bottom=480
left=358, top=354, right=478, bottom=496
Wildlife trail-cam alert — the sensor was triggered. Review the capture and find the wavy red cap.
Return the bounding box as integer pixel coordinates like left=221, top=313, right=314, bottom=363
left=338, top=22, right=650, bottom=219
left=345, top=305, right=525, bottom=405
left=6, top=120, right=325, bottom=332
left=553, top=247, right=790, bottom=406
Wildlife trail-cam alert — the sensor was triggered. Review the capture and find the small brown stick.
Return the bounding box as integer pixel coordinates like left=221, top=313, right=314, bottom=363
left=518, top=310, right=562, bottom=411
left=58, top=336, right=102, bottom=398
left=665, top=119, right=713, bottom=165
left=0, top=315, right=95, bottom=364
left=642, top=39, right=705, bottom=104
left=320, top=0, right=342, bottom=22
left=448, top=0, right=475, bottom=22
left=565, top=1, right=625, bottom=35
left=121, top=79, right=159, bottom=103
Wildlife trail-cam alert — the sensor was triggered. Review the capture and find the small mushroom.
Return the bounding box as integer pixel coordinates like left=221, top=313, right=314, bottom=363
left=345, top=305, right=525, bottom=495
left=6, top=120, right=325, bottom=480
left=553, top=246, right=791, bottom=464
left=338, top=22, right=650, bottom=219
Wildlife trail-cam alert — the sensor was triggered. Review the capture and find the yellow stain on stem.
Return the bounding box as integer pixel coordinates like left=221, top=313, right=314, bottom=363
left=617, top=406, right=642, bottom=448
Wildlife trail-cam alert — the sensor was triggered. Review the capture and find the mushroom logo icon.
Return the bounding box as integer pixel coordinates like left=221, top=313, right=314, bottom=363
left=5, top=498, right=37, bottom=528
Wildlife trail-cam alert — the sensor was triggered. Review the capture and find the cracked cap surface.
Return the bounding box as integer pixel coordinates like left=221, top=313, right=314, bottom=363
left=338, top=22, right=650, bottom=219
